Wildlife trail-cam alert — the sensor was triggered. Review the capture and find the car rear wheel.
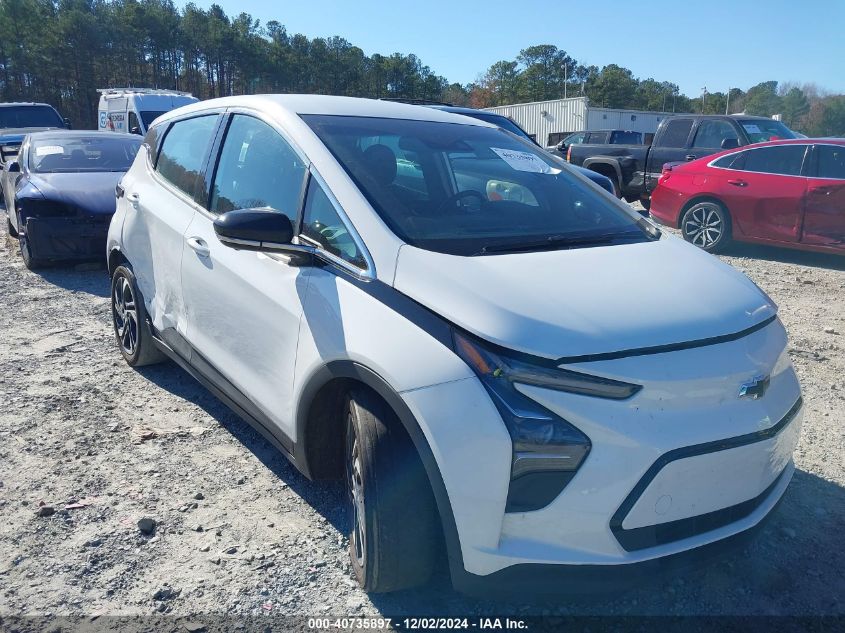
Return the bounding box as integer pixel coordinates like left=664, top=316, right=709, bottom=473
left=111, top=264, right=166, bottom=367
left=345, top=388, right=439, bottom=592
left=681, top=200, right=731, bottom=253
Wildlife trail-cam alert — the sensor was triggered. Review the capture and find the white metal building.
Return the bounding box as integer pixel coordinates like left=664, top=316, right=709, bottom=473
left=484, top=96, right=680, bottom=147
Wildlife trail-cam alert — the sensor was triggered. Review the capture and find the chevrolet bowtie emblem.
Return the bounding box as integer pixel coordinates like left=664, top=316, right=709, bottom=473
left=739, top=375, right=771, bottom=399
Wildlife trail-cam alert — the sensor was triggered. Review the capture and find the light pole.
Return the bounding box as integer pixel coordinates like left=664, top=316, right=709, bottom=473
left=725, top=88, right=731, bottom=115
left=701, top=86, right=707, bottom=113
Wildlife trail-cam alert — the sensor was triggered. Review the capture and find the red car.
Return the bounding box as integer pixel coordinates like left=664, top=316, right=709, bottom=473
left=650, top=138, right=845, bottom=255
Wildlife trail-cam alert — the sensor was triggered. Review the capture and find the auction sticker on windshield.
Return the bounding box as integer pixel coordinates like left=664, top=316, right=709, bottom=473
left=35, top=145, right=64, bottom=156
left=491, top=147, right=559, bottom=174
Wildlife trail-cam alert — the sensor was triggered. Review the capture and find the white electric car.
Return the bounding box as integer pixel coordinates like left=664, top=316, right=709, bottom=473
left=107, top=95, right=803, bottom=594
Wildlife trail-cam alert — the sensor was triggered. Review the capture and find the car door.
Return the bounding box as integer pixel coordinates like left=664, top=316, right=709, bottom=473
left=712, top=144, right=809, bottom=243
left=121, top=112, right=220, bottom=345
left=646, top=117, right=694, bottom=190
left=180, top=112, right=310, bottom=443
left=802, top=143, right=845, bottom=250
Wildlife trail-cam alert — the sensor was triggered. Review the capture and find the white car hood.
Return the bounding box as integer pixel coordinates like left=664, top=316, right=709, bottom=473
left=392, top=236, right=776, bottom=360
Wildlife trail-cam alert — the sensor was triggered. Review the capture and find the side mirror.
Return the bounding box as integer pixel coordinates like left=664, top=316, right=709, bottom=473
left=213, top=208, right=294, bottom=252
left=7, top=161, right=20, bottom=173
left=130, top=126, right=142, bottom=135
left=721, top=137, right=739, bottom=150
left=63, top=117, right=72, bottom=130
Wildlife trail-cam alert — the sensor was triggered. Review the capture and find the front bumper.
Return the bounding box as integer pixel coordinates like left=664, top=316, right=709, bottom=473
left=24, top=216, right=112, bottom=261
left=403, top=320, right=802, bottom=580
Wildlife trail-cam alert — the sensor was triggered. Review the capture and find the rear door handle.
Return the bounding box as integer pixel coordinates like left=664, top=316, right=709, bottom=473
left=127, top=192, right=141, bottom=207
left=811, top=186, right=832, bottom=196
left=727, top=179, right=748, bottom=187
left=186, top=236, right=210, bottom=258
left=685, top=154, right=697, bottom=161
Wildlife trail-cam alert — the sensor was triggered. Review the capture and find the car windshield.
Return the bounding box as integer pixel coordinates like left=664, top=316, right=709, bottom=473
left=739, top=119, right=796, bottom=143
left=140, top=111, right=167, bottom=128
left=0, top=105, right=63, bottom=129
left=29, top=135, right=141, bottom=173
left=303, top=115, right=652, bottom=256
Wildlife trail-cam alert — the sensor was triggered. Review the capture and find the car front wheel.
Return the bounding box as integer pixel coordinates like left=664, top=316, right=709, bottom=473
left=681, top=200, right=731, bottom=253
left=345, top=388, right=439, bottom=592
left=19, top=235, right=43, bottom=270
left=111, top=264, right=166, bottom=367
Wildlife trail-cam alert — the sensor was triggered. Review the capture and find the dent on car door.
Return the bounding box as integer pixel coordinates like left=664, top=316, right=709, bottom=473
left=123, top=113, right=220, bottom=338
left=180, top=113, right=310, bottom=441
left=716, top=145, right=809, bottom=243
left=803, top=144, right=845, bottom=249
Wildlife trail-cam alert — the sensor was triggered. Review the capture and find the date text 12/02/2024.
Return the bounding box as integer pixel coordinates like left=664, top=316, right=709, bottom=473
left=308, top=618, right=529, bottom=630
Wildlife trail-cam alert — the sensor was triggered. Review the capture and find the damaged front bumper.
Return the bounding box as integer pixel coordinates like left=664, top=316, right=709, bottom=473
left=23, top=215, right=112, bottom=262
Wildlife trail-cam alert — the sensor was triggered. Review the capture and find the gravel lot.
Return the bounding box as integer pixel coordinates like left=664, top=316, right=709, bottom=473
left=0, top=210, right=843, bottom=622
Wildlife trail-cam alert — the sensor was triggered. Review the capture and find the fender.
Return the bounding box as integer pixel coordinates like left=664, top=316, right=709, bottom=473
left=294, top=359, right=466, bottom=580
left=582, top=156, right=624, bottom=190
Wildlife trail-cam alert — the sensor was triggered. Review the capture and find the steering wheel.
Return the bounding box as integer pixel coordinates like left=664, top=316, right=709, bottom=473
left=436, top=190, right=486, bottom=214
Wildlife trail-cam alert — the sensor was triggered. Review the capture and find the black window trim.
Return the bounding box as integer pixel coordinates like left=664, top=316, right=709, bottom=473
left=706, top=143, right=812, bottom=178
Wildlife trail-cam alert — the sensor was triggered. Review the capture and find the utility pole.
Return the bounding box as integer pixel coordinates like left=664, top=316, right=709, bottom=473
left=725, top=88, right=731, bottom=115
left=701, top=86, right=707, bottom=113
left=563, top=63, right=568, bottom=100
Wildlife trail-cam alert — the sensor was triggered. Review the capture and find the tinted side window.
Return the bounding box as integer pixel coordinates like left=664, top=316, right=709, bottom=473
left=156, top=115, right=218, bottom=200
left=610, top=131, right=642, bottom=144
left=743, top=145, right=807, bottom=176
left=816, top=145, right=845, bottom=179
left=301, top=177, right=366, bottom=269
left=210, top=115, right=307, bottom=220
left=143, top=124, right=162, bottom=163
left=712, top=152, right=746, bottom=170
left=692, top=120, right=738, bottom=149
left=585, top=132, right=608, bottom=144
left=657, top=119, right=694, bottom=148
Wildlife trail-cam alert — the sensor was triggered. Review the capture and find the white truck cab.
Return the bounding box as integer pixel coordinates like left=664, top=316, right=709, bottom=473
left=97, top=88, right=198, bottom=136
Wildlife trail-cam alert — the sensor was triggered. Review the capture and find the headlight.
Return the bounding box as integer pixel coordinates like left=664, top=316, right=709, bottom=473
left=453, top=332, right=641, bottom=512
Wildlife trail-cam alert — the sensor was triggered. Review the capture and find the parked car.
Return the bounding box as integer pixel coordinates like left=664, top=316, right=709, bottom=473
left=108, top=95, right=802, bottom=595
left=0, top=102, right=69, bottom=197
left=98, top=88, right=198, bottom=135
left=550, top=129, right=649, bottom=156
left=390, top=101, right=618, bottom=196
left=4, top=130, right=141, bottom=268
left=651, top=138, right=845, bottom=255
left=567, top=115, right=797, bottom=208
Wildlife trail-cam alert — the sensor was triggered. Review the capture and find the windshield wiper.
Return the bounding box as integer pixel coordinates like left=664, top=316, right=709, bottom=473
left=477, top=231, right=646, bottom=255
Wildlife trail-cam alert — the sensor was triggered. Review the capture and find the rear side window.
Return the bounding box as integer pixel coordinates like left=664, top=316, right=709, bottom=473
left=816, top=145, right=845, bottom=179
left=692, top=120, right=738, bottom=149
left=742, top=145, right=807, bottom=176
left=585, top=132, right=608, bottom=144
left=657, top=119, right=694, bottom=148
left=712, top=152, right=746, bottom=170
left=609, top=131, right=642, bottom=144
left=209, top=114, right=307, bottom=220
left=156, top=115, right=218, bottom=200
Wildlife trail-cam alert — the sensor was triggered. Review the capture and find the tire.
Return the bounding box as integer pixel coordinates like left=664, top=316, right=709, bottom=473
left=681, top=200, right=731, bottom=253
left=345, top=388, right=439, bottom=592
left=19, top=235, right=43, bottom=270
left=110, top=264, right=166, bottom=367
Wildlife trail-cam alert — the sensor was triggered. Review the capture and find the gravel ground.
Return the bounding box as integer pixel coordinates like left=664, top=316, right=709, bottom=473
left=0, top=209, right=843, bottom=622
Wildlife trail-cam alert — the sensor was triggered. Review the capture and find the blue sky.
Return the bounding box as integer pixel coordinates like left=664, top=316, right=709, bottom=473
left=196, top=0, right=844, bottom=97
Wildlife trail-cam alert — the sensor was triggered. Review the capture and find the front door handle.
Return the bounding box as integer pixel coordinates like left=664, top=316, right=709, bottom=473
left=810, top=186, right=832, bottom=196
left=727, top=179, right=748, bottom=187
left=186, top=236, right=210, bottom=258
left=127, top=192, right=141, bottom=207
left=685, top=154, right=697, bottom=161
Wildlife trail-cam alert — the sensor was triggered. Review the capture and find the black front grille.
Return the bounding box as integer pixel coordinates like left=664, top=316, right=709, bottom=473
left=610, top=397, right=802, bottom=551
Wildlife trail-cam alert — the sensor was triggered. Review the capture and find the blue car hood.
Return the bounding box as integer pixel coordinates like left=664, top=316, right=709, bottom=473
left=0, top=127, right=61, bottom=145
left=29, top=171, right=122, bottom=216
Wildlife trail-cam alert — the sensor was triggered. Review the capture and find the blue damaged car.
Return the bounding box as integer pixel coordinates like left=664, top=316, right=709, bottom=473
left=3, top=130, right=141, bottom=269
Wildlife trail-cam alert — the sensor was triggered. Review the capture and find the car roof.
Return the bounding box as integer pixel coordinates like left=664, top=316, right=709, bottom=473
left=0, top=102, right=56, bottom=108
left=155, top=94, right=497, bottom=128
left=25, top=130, right=139, bottom=140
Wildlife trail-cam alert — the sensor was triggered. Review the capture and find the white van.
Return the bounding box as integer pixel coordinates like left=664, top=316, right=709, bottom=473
left=97, top=88, right=198, bottom=135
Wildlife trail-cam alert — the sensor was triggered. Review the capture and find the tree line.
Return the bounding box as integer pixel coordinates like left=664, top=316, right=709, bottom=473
left=1, top=1, right=843, bottom=137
